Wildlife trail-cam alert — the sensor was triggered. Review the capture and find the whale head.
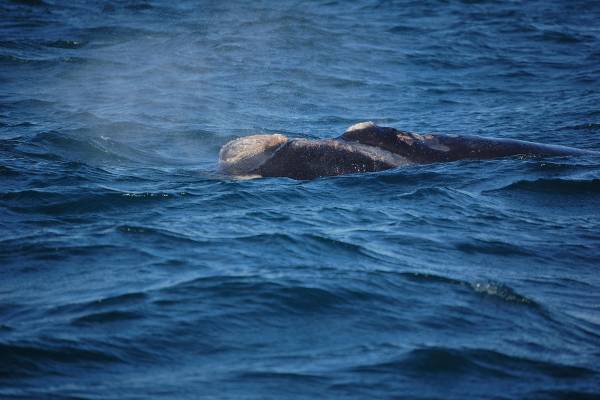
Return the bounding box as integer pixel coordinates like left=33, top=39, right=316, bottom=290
left=218, top=134, right=288, bottom=175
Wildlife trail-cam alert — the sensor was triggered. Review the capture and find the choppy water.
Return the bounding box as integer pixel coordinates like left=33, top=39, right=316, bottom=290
left=2, top=1, right=600, bottom=398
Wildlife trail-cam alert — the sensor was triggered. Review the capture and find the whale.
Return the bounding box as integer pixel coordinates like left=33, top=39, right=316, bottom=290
left=218, top=122, right=598, bottom=180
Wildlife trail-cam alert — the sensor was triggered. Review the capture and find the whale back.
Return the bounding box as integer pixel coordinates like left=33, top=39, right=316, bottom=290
left=340, top=122, right=423, bottom=159
left=256, top=139, right=410, bottom=180
left=340, top=121, right=594, bottom=162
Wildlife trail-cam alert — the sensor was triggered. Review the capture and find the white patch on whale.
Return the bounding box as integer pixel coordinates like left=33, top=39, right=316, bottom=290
left=346, top=121, right=378, bottom=132
left=218, top=133, right=288, bottom=175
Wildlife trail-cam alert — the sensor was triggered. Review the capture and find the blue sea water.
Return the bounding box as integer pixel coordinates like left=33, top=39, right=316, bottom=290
left=1, top=0, right=600, bottom=398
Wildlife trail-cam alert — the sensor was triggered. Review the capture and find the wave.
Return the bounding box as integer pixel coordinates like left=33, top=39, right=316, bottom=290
left=469, top=281, right=537, bottom=305
left=7, top=0, right=47, bottom=6
left=0, top=54, right=125, bottom=69
left=71, top=310, right=143, bottom=326
left=0, top=340, right=122, bottom=379
left=44, top=39, right=87, bottom=49
left=49, top=292, right=149, bottom=317
left=2, top=98, right=55, bottom=111
left=400, top=272, right=541, bottom=308
left=28, top=130, right=163, bottom=165
left=331, top=168, right=449, bottom=188
left=0, top=242, right=153, bottom=269
left=0, top=165, right=20, bottom=177
left=0, top=189, right=199, bottom=218
left=539, top=30, right=592, bottom=45
left=75, top=25, right=168, bottom=47
left=234, top=232, right=366, bottom=254
left=392, top=186, right=475, bottom=202
left=236, top=370, right=326, bottom=384
left=350, top=346, right=595, bottom=379
left=560, top=123, right=600, bottom=131
left=115, top=224, right=209, bottom=246
left=526, top=160, right=600, bottom=173
left=152, top=274, right=391, bottom=317
left=387, top=24, right=424, bottom=34
left=4, top=125, right=224, bottom=170
left=529, top=389, right=600, bottom=400
left=489, top=178, right=600, bottom=194
left=400, top=271, right=465, bottom=286
left=454, top=237, right=534, bottom=256
left=30, top=292, right=151, bottom=333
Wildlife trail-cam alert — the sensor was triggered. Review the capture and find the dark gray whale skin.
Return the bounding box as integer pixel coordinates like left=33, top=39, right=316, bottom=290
left=252, top=124, right=597, bottom=180
left=255, top=139, right=404, bottom=180
left=340, top=125, right=592, bottom=163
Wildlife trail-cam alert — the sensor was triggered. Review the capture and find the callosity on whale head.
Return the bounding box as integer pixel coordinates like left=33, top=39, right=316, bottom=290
left=218, top=134, right=288, bottom=175
left=345, top=121, right=378, bottom=132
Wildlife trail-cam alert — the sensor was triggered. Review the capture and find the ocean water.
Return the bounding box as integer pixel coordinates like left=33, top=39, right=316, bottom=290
left=1, top=0, right=600, bottom=398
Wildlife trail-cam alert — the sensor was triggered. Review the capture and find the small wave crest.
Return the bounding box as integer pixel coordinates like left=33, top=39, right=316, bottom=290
left=490, top=178, right=600, bottom=194
left=29, top=130, right=163, bottom=166
left=152, top=274, right=393, bottom=318
left=0, top=340, right=122, bottom=380
left=71, top=310, right=143, bottom=326
left=0, top=188, right=184, bottom=215
left=470, top=281, right=537, bottom=306
left=400, top=272, right=541, bottom=309
left=455, top=237, right=533, bottom=256
left=351, top=346, right=594, bottom=380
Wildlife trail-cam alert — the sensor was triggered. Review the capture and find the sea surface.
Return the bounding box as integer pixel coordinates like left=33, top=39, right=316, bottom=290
left=1, top=0, right=600, bottom=399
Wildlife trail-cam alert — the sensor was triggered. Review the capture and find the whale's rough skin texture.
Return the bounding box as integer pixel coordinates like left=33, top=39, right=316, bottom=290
left=219, top=122, right=598, bottom=180
left=256, top=139, right=410, bottom=180
left=341, top=124, right=593, bottom=163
